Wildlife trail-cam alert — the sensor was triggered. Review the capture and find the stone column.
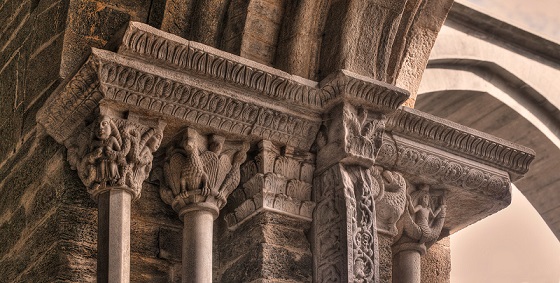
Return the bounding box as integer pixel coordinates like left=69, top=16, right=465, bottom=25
left=159, top=128, right=248, bottom=283
left=374, top=169, right=408, bottom=283
left=64, top=106, right=165, bottom=282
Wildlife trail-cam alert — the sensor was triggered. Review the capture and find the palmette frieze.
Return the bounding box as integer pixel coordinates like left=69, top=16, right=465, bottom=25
left=117, top=22, right=409, bottom=112
left=387, top=107, right=534, bottom=179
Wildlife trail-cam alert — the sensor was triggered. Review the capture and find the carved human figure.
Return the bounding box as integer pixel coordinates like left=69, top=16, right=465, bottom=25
left=81, top=116, right=122, bottom=191
left=400, top=185, right=446, bottom=244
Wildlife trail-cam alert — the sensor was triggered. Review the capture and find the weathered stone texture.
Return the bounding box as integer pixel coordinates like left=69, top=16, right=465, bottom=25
left=0, top=133, right=97, bottom=283
left=216, top=211, right=313, bottom=282
left=131, top=182, right=183, bottom=283
left=420, top=237, right=451, bottom=283
left=0, top=0, right=68, bottom=162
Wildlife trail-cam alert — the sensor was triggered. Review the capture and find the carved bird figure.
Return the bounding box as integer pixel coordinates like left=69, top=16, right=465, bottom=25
left=217, top=147, right=248, bottom=207
left=164, top=134, right=208, bottom=199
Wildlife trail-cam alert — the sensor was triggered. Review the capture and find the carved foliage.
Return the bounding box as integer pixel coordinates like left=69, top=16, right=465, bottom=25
left=66, top=115, right=163, bottom=200
left=159, top=128, right=249, bottom=213
left=386, top=108, right=534, bottom=176
left=224, top=142, right=315, bottom=229
left=120, top=24, right=412, bottom=113
left=121, top=24, right=325, bottom=109
left=38, top=59, right=103, bottom=143
left=343, top=106, right=386, bottom=162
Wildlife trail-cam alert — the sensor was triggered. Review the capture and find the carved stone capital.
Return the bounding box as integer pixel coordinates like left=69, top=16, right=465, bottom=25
left=65, top=106, right=164, bottom=201
left=224, top=140, right=316, bottom=229
left=316, top=103, right=387, bottom=172
left=159, top=127, right=249, bottom=218
left=393, top=185, right=446, bottom=255
left=374, top=169, right=408, bottom=238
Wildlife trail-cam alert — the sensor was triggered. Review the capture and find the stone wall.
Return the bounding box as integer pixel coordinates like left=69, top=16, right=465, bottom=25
left=0, top=1, right=181, bottom=282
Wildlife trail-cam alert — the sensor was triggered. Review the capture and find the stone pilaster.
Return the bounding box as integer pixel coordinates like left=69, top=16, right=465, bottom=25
left=312, top=103, right=390, bottom=283
left=217, top=140, right=315, bottom=282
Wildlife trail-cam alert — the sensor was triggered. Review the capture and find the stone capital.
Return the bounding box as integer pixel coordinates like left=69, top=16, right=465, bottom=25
left=159, top=127, right=249, bottom=218
left=224, top=140, right=316, bottom=229
left=63, top=105, right=165, bottom=201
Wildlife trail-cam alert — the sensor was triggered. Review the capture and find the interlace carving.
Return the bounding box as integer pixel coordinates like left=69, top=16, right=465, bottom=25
left=159, top=128, right=249, bottom=214
left=67, top=114, right=163, bottom=200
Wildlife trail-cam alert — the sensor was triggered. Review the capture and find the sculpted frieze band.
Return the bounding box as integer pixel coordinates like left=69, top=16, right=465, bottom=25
left=386, top=107, right=535, bottom=179
left=376, top=135, right=511, bottom=201
left=117, top=22, right=409, bottom=113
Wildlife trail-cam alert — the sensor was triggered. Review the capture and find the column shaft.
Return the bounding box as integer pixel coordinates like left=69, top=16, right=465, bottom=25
left=97, top=189, right=132, bottom=283
left=393, top=250, right=421, bottom=283
left=182, top=210, right=215, bottom=283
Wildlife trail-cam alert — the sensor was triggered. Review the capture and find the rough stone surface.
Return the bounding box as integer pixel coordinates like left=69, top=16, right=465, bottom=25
left=0, top=1, right=540, bottom=283
left=216, top=211, right=313, bottom=282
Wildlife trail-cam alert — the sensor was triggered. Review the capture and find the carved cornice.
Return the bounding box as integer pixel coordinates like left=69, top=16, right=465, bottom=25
left=37, top=22, right=410, bottom=152
left=386, top=107, right=535, bottom=180
left=116, top=22, right=410, bottom=114
left=38, top=49, right=321, bottom=149
left=377, top=136, right=511, bottom=199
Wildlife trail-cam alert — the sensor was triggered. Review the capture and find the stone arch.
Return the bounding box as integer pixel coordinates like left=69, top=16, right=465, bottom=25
left=417, top=60, right=560, bottom=238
